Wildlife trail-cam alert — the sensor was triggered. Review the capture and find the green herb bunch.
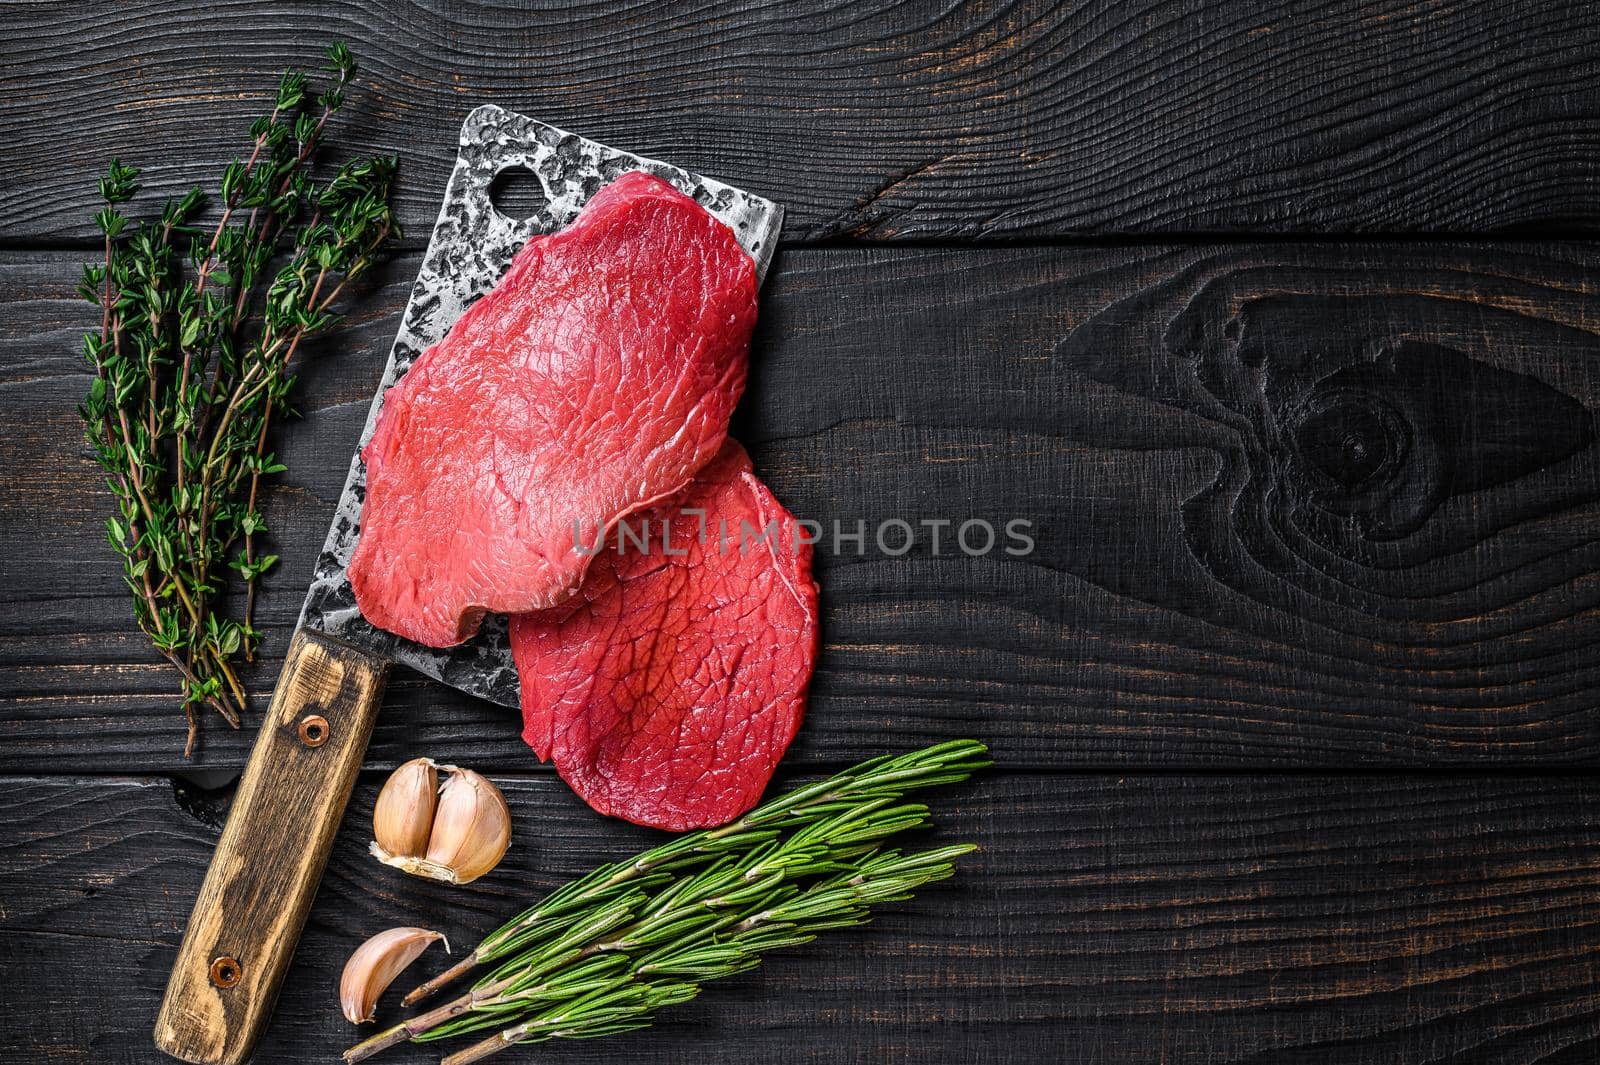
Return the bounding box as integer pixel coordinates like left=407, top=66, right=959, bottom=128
left=79, top=43, right=399, bottom=754
left=344, top=740, right=989, bottom=1065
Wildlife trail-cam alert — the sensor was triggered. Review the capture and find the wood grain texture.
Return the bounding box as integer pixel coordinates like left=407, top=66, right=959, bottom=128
left=4, top=242, right=1600, bottom=771
left=4, top=771, right=1600, bottom=1064
left=3, top=0, right=1599, bottom=244
left=154, top=630, right=388, bottom=1065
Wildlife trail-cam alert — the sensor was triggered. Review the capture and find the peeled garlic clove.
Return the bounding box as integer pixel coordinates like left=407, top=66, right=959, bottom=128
left=339, top=927, right=448, bottom=1024
left=371, top=757, right=438, bottom=862
left=421, top=767, right=512, bottom=885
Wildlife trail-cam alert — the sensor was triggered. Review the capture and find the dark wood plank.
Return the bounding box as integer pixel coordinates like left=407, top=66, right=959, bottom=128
left=4, top=0, right=1600, bottom=244
left=5, top=241, right=1600, bottom=772
left=5, top=771, right=1600, bottom=1063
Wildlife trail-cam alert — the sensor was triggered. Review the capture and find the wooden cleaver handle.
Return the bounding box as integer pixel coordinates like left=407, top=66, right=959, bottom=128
left=155, top=628, right=390, bottom=1065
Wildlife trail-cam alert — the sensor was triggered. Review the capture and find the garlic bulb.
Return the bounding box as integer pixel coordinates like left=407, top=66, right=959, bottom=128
left=339, top=927, right=447, bottom=1024
left=370, top=761, right=512, bottom=884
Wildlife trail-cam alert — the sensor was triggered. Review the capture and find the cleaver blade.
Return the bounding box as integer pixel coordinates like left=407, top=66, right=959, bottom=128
left=153, top=104, right=783, bottom=1065
left=302, top=103, right=784, bottom=708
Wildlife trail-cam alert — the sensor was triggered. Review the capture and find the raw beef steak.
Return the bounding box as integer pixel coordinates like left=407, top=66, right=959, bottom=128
left=350, top=172, right=758, bottom=647
left=511, top=441, right=819, bottom=831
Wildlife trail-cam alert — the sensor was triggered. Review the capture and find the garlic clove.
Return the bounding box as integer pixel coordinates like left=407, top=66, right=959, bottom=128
left=422, top=767, right=512, bottom=885
left=339, top=927, right=448, bottom=1024
left=371, top=757, right=439, bottom=862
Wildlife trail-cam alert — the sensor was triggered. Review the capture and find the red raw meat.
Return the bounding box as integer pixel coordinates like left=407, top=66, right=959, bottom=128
left=350, top=172, right=758, bottom=647
left=511, top=441, right=819, bottom=831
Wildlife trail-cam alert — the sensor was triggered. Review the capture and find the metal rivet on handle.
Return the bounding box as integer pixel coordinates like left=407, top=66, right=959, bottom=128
left=209, top=955, right=242, bottom=988
left=298, top=715, right=330, bottom=748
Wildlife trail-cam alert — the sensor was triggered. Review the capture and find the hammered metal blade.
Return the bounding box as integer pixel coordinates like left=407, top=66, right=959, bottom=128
left=297, top=104, right=784, bottom=708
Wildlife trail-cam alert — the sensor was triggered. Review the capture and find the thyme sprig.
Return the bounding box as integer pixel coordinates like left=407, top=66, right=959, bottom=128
left=343, top=741, right=989, bottom=1064
left=79, top=43, right=399, bottom=755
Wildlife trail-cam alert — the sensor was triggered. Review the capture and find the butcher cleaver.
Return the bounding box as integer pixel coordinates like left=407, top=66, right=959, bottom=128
left=153, top=104, right=782, bottom=1065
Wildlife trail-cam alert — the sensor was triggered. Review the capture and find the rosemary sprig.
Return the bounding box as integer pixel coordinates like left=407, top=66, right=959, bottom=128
left=343, top=741, right=988, bottom=1064
left=403, top=739, right=991, bottom=1004
left=79, top=43, right=399, bottom=755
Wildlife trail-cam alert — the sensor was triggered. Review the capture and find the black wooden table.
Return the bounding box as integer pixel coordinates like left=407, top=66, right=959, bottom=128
left=5, top=3, right=1600, bottom=1062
